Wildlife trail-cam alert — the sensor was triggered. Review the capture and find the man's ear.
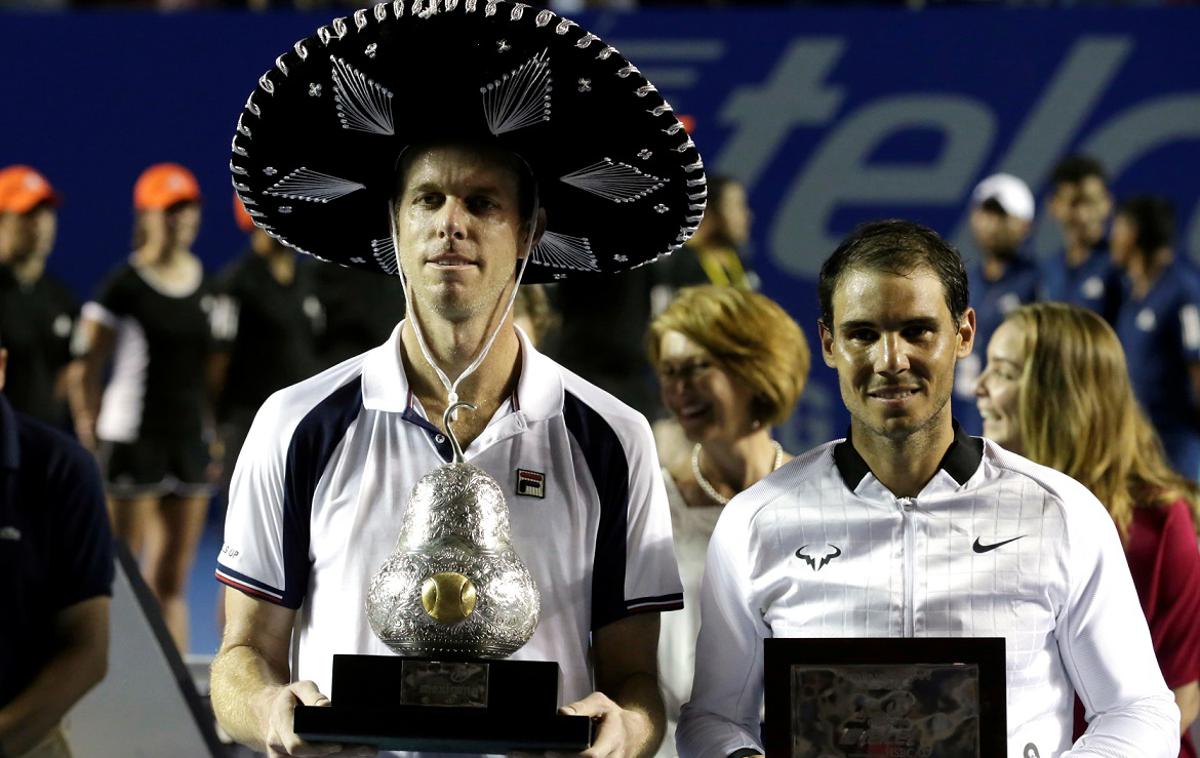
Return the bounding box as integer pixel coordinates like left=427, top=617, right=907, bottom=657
left=522, top=208, right=548, bottom=258
left=819, top=321, right=836, bottom=368
left=957, top=307, right=977, bottom=358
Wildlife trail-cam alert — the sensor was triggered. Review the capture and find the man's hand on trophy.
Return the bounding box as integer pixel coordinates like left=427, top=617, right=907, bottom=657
left=264, top=681, right=377, bottom=758
left=558, top=691, right=652, bottom=758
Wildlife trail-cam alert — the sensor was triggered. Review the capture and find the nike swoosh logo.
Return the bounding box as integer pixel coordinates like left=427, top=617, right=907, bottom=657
left=973, top=536, right=1024, bottom=553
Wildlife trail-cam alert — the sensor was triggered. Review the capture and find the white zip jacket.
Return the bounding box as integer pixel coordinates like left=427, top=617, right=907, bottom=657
left=677, top=427, right=1180, bottom=758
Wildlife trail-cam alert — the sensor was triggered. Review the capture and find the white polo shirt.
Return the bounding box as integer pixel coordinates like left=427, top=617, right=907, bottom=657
left=217, top=323, right=683, bottom=745
left=677, top=427, right=1179, bottom=758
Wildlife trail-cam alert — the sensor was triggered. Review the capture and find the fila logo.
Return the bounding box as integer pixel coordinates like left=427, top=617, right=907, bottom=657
left=796, top=544, right=841, bottom=571
left=516, top=469, right=545, bottom=499
left=0, top=526, right=20, bottom=541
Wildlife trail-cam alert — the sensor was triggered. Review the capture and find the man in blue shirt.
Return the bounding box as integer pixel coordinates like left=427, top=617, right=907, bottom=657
left=1040, top=155, right=1122, bottom=323
left=953, top=173, right=1039, bottom=436
left=1111, top=195, right=1200, bottom=479
left=0, top=335, right=113, bottom=758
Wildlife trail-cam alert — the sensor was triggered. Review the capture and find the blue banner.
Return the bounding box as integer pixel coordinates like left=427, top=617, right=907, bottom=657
left=3, top=7, right=1199, bottom=445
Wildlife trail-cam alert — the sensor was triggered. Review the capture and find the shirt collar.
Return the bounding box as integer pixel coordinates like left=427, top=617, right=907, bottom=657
left=833, top=420, right=982, bottom=493
left=361, top=320, right=563, bottom=422
left=0, top=394, right=20, bottom=470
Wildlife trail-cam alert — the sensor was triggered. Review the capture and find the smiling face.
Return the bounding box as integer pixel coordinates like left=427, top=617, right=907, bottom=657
left=1050, top=176, right=1111, bottom=250
left=821, top=266, right=974, bottom=442
left=656, top=329, right=759, bottom=444
left=975, top=320, right=1026, bottom=452
left=393, top=144, right=532, bottom=324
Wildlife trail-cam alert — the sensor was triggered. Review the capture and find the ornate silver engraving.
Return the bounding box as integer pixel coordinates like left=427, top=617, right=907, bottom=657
left=308, top=82, right=322, bottom=97
left=531, top=231, right=600, bottom=272
left=654, top=204, right=668, bottom=214
left=560, top=158, right=666, bottom=204
left=332, top=17, right=348, bottom=38
left=664, top=122, right=685, bottom=136
left=577, top=78, right=591, bottom=93
left=638, top=149, right=652, bottom=160
left=258, top=72, right=275, bottom=95
left=237, top=115, right=252, bottom=138
left=265, top=167, right=366, bottom=203
left=375, top=2, right=388, bottom=21
left=278, top=206, right=293, bottom=214
left=465, top=0, right=477, bottom=11
left=275, top=55, right=289, bottom=76
left=555, top=18, right=575, bottom=34
left=393, top=0, right=404, bottom=19
left=497, top=39, right=511, bottom=53
left=673, top=136, right=696, bottom=153
left=480, top=48, right=552, bottom=137
left=294, top=40, right=308, bottom=60
left=245, top=93, right=261, bottom=117
left=354, top=9, right=368, bottom=30
left=485, top=0, right=497, bottom=16
left=535, top=9, right=553, bottom=26
left=365, top=43, right=378, bottom=59
left=318, top=26, right=333, bottom=46
left=617, top=64, right=638, bottom=79
left=371, top=237, right=400, bottom=275
left=263, top=167, right=278, bottom=177
left=636, top=84, right=656, bottom=98
left=684, top=158, right=704, bottom=173
left=510, top=3, right=527, bottom=20
left=575, top=32, right=598, bottom=49
left=230, top=162, right=249, bottom=176
left=330, top=56, right=395, bottom=136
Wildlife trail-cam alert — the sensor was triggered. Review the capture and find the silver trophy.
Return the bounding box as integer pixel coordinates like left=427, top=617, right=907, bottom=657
left=366, top=401, right=540, bottom=658
left=295, top=403, right=590, bottom=751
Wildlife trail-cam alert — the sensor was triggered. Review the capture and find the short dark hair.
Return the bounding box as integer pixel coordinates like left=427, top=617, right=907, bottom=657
left=1117, top=195, right=1175, bottom=255
left=1051, top=155, right=1108, bottom=189
left=818, top=219, right=970, bottom=329
left=393, top=140, right=539, bottom=222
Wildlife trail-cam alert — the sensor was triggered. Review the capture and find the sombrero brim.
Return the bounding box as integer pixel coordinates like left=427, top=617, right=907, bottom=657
left=230, top=0, right=706, bottom=284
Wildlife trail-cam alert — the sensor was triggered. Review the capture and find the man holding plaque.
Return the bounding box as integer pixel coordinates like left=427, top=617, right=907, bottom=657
left=678, top=220, right=1180, bottom=758
left=209, top=2, right=697, bottom=756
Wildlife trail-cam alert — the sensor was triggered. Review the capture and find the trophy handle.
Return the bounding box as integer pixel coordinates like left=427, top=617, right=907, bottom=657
left=442, top=400, right=478, bottom=463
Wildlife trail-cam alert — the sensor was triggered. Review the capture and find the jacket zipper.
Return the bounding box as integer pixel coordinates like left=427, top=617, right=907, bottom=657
left=899, top=496, right=916, bottom=637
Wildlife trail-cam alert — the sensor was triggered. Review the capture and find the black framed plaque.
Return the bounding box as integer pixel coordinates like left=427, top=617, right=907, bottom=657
left=764, top=638, right=1006, bottom=758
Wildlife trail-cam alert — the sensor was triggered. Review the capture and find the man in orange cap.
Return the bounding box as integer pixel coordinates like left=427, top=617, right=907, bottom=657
left=0, top=166, right=79, bottom=427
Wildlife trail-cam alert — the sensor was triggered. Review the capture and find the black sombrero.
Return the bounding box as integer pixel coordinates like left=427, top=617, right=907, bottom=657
left=229, top=0, right=706, bottom=284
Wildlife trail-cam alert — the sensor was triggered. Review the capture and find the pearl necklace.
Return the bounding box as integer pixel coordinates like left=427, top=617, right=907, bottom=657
left=691, top=441, right=784, bottom=506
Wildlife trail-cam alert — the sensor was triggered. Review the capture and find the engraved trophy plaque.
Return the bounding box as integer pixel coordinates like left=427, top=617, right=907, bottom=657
left=294, top=403, right=592, bottom=752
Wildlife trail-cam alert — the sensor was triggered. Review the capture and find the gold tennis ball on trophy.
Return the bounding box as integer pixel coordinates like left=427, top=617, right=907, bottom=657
left=421, top=572, right=478, bottom=625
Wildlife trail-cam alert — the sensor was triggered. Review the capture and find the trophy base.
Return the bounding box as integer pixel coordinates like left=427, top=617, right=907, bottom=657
left=293, top=654, right=593, bottom=754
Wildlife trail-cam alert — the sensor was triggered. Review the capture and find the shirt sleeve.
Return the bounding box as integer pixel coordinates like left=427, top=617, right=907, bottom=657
left=676, top=505, right=767, bottom=758
left=215, top=392, right=305, bottom=607
left=1057, top=489, right=1181, bottom=758
left=1144, top=502, right=1200, bottom=690
left=47, top=434, right=114, bottom=609
left=80, top=266, right=131, bottom=329
left=615, top=414, right=684, bottom=621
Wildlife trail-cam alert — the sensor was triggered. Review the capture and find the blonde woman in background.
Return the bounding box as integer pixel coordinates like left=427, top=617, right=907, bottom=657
left=976, top=301, right=1200, bottom=757
left=647, top=285, right=810, bottom=757
left=69, top=163, right=225, bottom=652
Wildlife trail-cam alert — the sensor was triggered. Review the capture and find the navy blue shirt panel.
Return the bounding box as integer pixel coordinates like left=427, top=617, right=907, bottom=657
left=0, top=395, right=113, bottom=707
left=562, top=390, right=631, bottom=633
left=1039, top=242, right=1123, bottom=324
left=1118, top=261, right=1200, bottom=438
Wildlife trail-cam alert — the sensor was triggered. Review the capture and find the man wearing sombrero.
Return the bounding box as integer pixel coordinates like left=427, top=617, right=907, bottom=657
left=209, top=2, right=704, bottom=756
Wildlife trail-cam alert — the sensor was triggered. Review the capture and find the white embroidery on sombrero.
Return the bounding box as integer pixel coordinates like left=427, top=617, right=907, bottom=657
left=330, top=56, right=396, bottom=136
left=536, top=9, right=554, bottom=26
left=245, top=93, right=261, bottom=117
left=240, top=195, right=258, bottom=206
left=465, top=0, right=477, bottom=11
left=230, top=162, right=249, bottom=177
left=684, top=158, right=704, bottom=173
left=237, top=115, right=253, bottom=138
left=481, top=49, right=552, bottom=137
left=264, top=167, right=366, bottom=203
left=275, top=55, right=289, bottom=76
left=560, top=158, right=665, bottom=204
left=375, top=2, right=388, bottom=21
left=393, top=0, right=405, bottom=20
left=354, top=9, right=368, bottom=30
left=259, top=72, right=275, bottom=95
left=531, top=231, right=600, bottom=272
left=332, top=17, right=348, bottom=38
left=597, top=46, right=618, bottom=61
left=371, top=237, right=400, bottom=275
left=294, top=40, right=309, bottom=61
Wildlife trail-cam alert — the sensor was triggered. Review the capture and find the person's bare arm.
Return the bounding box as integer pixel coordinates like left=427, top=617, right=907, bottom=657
left=562, top=613, right=665, bottom=758
left=67, top=319, right=115, bottom=451
left=0, top=597, right=109, bottom=756
left=210, top=589, right=372, bottom=758
left=1175, top=681, right=1199, bottom=735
